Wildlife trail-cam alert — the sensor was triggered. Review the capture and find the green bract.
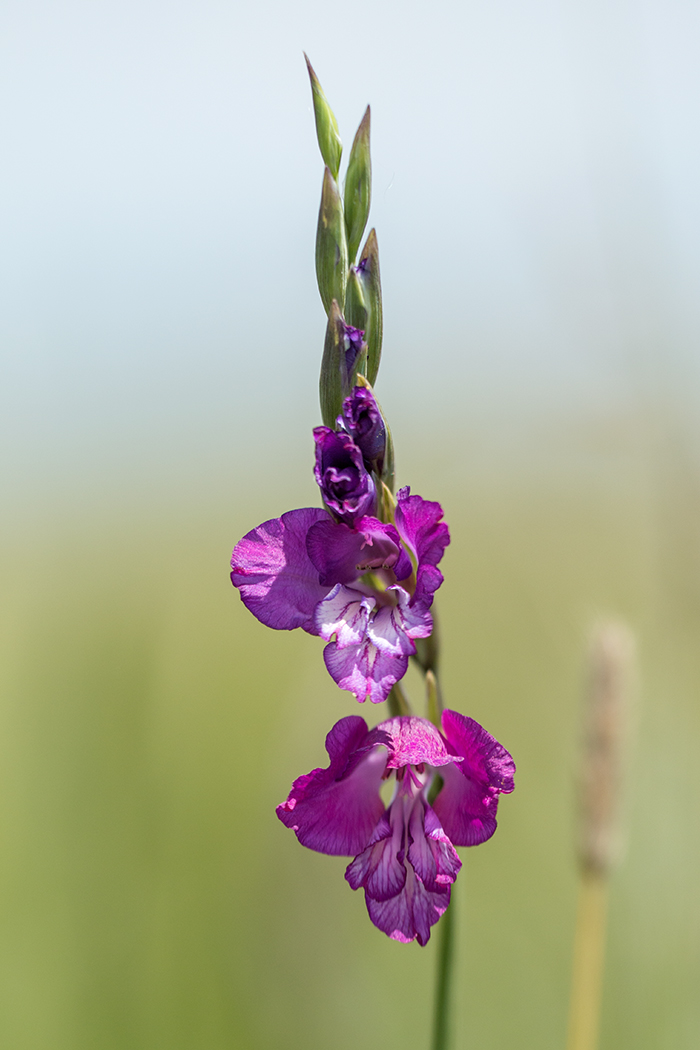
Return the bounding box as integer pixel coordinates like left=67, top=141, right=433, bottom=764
left=316, top=168, right=348, bottom=316
left=344, top=107, right=372, bottom=265
left=304, top=54, right=342, bottom=180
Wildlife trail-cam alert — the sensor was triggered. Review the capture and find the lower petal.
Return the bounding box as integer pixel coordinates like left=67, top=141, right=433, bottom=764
left=324, top=640, right=408, bottom=704
left=365, top=867, right=450, bottom=946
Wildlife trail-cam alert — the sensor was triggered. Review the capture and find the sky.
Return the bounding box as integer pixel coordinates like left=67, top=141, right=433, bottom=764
left=2, top=0, right=699, bottom=510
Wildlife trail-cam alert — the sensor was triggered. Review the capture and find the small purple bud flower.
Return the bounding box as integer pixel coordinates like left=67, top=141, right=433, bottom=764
left=313, top=426, right=376, bottom=525
left=338, top=386, right=386, bottom=472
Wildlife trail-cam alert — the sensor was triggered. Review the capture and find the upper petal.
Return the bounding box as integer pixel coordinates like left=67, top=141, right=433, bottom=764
left=276, top=715, right=387, bottom=856
left=231, top=508, right=330, bottom=631
left=432, top=711, right=516, bottom=847
left=394, top=488, right=450, bottom=570
left=368, top=716, right=456, bottom=770
left=323, top=639, right=408, bottom=704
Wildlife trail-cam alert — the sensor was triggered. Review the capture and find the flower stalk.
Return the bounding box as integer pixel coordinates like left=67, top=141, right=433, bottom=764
left=229, top=54, right=517, bottom=1046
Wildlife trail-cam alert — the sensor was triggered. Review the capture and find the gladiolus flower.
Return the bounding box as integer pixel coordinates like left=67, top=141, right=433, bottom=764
left=277, top=711, right=515, bottom=944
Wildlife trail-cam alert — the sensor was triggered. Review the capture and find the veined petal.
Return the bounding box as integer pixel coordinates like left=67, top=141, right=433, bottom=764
left=407, top=799, right=461, bottom=892
left=231, top=508, right=330, bottom=631
left=345, top=808, right=406, bottom=901
left=315, top=584, right=375, bottom=648
left=276, top=715, right=387, bottom=856
left=365, top=867, right=450, bottom=946
left=366, top=601, right=416, bottom=656
left=433, top=711, right=515, bottom=847
left=323, top=639, right=408, bottom=703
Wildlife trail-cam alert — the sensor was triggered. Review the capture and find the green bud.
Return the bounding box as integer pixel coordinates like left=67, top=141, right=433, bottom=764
left=316, top=167, right=349, bottom=316
left=356, top=228, right=383, bottom=385
left=319, top=301, right=367, bottom=427
left=344, top=266, right=368, bottom=333
left=304, top=54, right=342, bottom=181
left=344, top=106, right=372, bottom=264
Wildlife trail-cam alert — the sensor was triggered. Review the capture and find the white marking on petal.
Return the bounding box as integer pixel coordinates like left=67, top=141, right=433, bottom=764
left=315, top=585, right=376, bottom=647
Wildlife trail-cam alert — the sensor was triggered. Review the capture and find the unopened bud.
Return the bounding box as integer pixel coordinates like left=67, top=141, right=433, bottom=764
left=316, top=167, right=349, bottom=315
left=577, top=621, right=635, bottom=876
left=304, top=54, right=342, bottom=180
left=319, top=301, right=367, bottom=428
left=344, top=106, right=372, bottom=264
left=356, top=229, right=383, bottom=385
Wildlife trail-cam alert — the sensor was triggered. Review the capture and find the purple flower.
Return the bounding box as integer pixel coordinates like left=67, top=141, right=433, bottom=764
left=231, top=486, right=449, bottom=703
left=313, top=426, right=376, bottom=525
left=338, top=386, right=386, bottom=472
left=277, top=711, right=515, bottom=945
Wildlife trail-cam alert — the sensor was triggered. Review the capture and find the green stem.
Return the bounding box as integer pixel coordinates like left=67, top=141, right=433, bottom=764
left=431, top=894, right=456, bottom=1050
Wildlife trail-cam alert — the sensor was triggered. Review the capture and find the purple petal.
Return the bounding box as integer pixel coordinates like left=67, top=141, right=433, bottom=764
left=307, top=517, right=405, bottom=589
left=231, top=508, right=330, bottom=631
left=407, top=799, right=461, bottom=892
left=394, top=488, right=450, bottom=570
left=432, top=711, right=516, bottom=847
left=276, top=715, right=387, bottom=856
left=306, top=519, right=367, bottom=587
left=365, top=869, right=450, bottom=946
left=345, top=808, right=406, bottom=901
left=323, top=639, right=408, bottom=703
left=368, top=716, right=455, bottom=770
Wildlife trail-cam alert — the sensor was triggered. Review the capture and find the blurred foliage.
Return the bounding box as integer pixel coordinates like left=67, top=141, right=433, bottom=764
left=1, top=439, right=699, bottom=1049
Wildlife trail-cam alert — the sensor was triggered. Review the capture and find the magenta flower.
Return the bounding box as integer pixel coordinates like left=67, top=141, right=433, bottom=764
left=277, top=711, right=515, bottom=945
left=231, top=486, right=449, bottom=703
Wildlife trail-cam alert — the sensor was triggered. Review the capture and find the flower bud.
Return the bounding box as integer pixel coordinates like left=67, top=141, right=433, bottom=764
left=313, top=426, right=376, bottom=524
left=316, top=167, right=349, bottom=315
left=344, top=106, right=371, bottom=264
left=304, top=54, right=342, bottom=180
left=319, top=301, right=367, bottom=428
left=356, top=229, right=383, bottom=385
left=339, top=385, right=386, bottom=471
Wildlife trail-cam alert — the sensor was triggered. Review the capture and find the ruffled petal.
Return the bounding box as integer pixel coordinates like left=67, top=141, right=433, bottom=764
left=368, top=716, right=455, bottom=770
left=323, top=639, right=408, bottom=704
left=432, top=711, right=516, bottom=847
left=276, top=716, right=387, bottom=856
left=231, top=508, right=330, bottom=631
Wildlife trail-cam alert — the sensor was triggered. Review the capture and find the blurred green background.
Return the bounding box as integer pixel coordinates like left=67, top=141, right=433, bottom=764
left=2, top=0, right=700, bottom=1047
